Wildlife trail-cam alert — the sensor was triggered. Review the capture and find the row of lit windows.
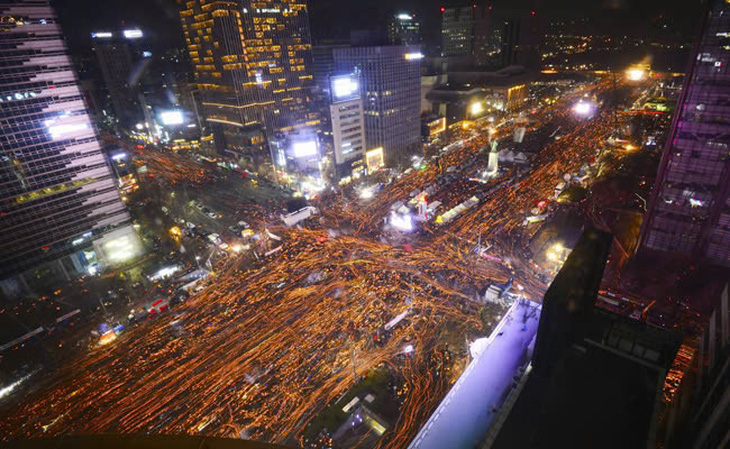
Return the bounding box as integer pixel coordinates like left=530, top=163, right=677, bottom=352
left=253, top=17, right=279, bottom=24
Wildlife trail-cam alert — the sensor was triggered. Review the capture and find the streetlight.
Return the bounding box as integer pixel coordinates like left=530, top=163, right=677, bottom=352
left=470, top=101, right=484, bottom=117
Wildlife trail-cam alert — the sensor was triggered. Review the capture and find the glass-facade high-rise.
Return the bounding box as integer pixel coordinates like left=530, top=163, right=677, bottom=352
left=91, top=29, right=148, bottom=128
left=333, top=46, right=421, bottom=167
left=0, top=1, right=140, bottom=293
left=440, top=6, right=494, bottom=65
left=388, top=12, right=421, bottom=47
left=176, top=0, right=320, bottom=162
left=441, top=6, right=475, bottom=57
left=641, top=0, right=730, bottom=266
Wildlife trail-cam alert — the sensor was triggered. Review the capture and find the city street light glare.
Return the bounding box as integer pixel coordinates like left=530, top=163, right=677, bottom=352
left=572, top=101, right=593, bottom=116
left=626, top=68, right=646, bottom=81
left=359, top=187, right=375, bottom=200
left=292, top=141, right=317, bottom=158
left=470, top=102, right=484, bottom=116
left=331, top=74, right=359, bottom=100
left=390, top=212, right=413, bottom=232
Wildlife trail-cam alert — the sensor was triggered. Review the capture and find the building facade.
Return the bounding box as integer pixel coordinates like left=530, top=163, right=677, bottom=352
left=641, top=0, right=730, bottom=267
left=388, top=12, right=421, bottom=47
left=329, top=73, right=366, bottom=180
left=685, top=282, right=730, bottom=449
left=176, top=0, right=320, bottom=162
left=441, top=6, right=475, bottom=57
left=91, top=29, right=149, bottom=128
left=312, top=42, right=349, bottom=93
left=440, top=5, right=490, bottom=60
left=0, top=1, right=141, bottom=296
left=333, top=46, right=421, bottom=167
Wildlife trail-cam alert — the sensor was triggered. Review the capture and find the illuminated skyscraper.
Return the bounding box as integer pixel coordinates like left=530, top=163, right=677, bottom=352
left=641, top=0, right=730, bottom=266
left=388, top=12, right=421, bottom=47
left=334, top=46, right=421, bottom=167
left=176, top=0, right=320, bottom=161
left=0, top=1, right=141, bottom=296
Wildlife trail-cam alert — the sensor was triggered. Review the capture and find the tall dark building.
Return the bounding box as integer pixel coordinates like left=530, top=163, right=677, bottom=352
left=333, top=46, right=422, bottom=167
left=0, top=1, right=141, bottom=297
left=440, top=6, right=477, bottom=57
left=388, top=12, right=421, bottom=47
left=677, top=282, right=730, bottom=449
left=441, top=5, right=505, bottom=66
left=661, top=280, right=730, bottom=449
left=176, top=0, right=320, bottom=162
left=91, top=29, right=150, bottom=128
left=641, top=0, right=730, bottom=267
left=500, top=18, right=520, bottom=67
left=491, top=229, right=682, bottom=449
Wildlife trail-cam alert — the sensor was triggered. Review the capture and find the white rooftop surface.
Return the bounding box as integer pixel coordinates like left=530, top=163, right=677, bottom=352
left=408, top=299, right=541, bottom=449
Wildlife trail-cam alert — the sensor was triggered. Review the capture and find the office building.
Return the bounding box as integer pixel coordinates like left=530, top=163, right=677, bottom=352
left=329, top=73, right=366, bottom=179
left=440, top=5, right=490, bottom=58
left=488, top=229, right=682, bottom=448
left=333, top=46, right=421, bottom=167
left=388, top=12, right=421, bottom=46
left=91, top=28, right=150, bottom=128
left=441, top=6, right=475, bottom=57
left=0, top=1, right=142, bottom=297
left=641, top=0, right=730, bottom=267
left=176, top=0, right=320, bottom=163
left=312, top=41, right=349, bottom=93
left=663, top=281, right=730, bottom=449
left=500, top=19, right=520, bottom=67
left=687, top=281, right=730, bottom=448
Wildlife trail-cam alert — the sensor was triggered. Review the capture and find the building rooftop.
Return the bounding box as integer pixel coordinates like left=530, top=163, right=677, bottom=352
left=489, top=228, right=682, bottom=449
left=492, top=338, right=664, bottom=449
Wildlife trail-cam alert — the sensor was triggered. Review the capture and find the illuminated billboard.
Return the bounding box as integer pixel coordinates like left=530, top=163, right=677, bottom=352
left=292, top=140, right=318, bottom=158
left=366, top=147, right=385, bottom=172
left=330, top=74, right=360, bottom=103
left=404, top=52, right=424, bottom=61
left=158, top=110, right=184, bottom=126
left=123, top=29, right=143, bottom=39
left=427, top=117, right=447, bottom=137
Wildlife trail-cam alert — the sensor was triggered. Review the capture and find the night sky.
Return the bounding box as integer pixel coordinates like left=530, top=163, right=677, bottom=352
left=51, top=0, right=700, bottom=53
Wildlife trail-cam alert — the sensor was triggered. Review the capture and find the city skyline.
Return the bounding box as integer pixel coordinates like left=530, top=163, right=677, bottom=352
left=1, top=0, right=728, bottom=448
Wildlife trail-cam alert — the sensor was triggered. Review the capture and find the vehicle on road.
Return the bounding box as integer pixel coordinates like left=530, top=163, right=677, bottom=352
left=148, top=298, right=169, bottom=316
